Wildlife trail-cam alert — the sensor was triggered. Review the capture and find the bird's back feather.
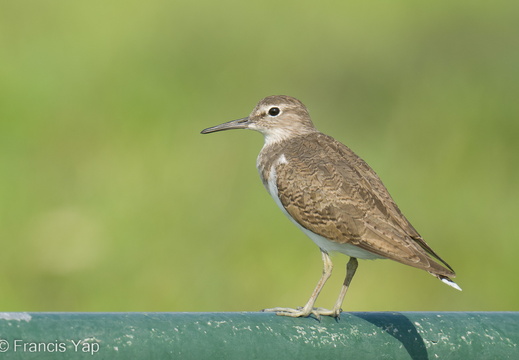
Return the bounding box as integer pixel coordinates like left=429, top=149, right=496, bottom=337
left=258, top=132, right=456, bottom=278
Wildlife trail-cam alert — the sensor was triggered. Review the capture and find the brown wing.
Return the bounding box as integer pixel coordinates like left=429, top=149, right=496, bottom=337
left=275, top=133, right=455, bottom=277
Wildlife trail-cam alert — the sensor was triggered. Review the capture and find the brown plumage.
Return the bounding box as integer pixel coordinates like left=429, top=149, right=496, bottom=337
left=201, top=95, right=460, bottom=319
left=258, top=131, right=454, bottom=277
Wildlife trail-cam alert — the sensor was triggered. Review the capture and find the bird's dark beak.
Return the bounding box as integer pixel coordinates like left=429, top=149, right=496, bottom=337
left=200, top=117, right=250, bottom=134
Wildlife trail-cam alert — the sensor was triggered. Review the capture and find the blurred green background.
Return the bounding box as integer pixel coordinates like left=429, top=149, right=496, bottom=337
left=0, top=0, right=517, bottom=312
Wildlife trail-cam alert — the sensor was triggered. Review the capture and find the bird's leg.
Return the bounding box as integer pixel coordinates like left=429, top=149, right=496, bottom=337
left=263, top=249, right=333, bottom=319
left=316, top=257, right=358, bottom=318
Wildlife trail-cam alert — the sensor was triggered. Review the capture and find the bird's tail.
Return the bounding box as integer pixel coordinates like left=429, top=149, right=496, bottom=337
left=431, top=273, right=462, bottom=291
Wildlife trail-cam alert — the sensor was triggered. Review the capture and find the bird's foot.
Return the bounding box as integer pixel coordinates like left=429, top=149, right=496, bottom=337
left=313, top=307, right=342, bottom=319
left=262, top=306, right=342, bottom=319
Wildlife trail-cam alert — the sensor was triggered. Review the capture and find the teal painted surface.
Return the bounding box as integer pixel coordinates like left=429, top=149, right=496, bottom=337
left=0, top=312, right=517, bottom=359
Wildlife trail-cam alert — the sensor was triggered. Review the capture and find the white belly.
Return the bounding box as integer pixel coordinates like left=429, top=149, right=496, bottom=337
left=264, top=156, right=384, bottom=260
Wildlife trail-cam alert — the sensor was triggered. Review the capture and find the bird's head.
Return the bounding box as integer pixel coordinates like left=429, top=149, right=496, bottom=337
left=201, top=95, right=317, bottom=144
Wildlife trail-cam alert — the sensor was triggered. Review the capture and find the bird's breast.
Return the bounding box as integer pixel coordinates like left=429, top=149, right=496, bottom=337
left=256, top=148, right=384, bottom=260
left=257, top=153, right=299, bottom=228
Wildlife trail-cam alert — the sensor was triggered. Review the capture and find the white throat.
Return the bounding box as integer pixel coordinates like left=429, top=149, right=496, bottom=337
left=249, top=123, right=294, bottom=146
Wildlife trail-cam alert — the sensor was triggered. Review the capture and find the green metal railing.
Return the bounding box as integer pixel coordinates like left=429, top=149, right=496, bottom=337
left=0, top=312, right=517, bottom=359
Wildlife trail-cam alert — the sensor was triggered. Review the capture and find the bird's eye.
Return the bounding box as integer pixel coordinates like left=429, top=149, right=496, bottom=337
left=268, top=107, right=280, bottom=116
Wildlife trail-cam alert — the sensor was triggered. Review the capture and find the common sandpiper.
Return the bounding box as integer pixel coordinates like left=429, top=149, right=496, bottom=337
left=201, top=95, right=461, bottom=319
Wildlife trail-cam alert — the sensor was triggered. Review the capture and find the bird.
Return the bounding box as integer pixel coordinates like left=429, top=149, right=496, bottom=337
left=200, top=95, right=461, bottom=319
